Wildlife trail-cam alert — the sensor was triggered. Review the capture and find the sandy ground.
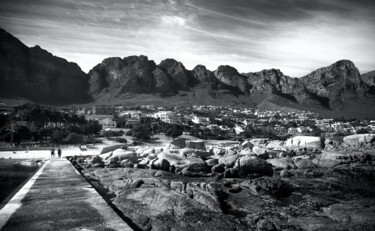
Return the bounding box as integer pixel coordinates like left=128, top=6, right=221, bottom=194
left=0, top=139, right=123, bottom=160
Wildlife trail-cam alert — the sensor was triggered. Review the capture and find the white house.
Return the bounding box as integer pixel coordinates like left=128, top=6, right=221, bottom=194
left=85, top=115, right=117, bottom=130
left=191, top=115, right=210, bottom=125
left=154, top=111, right=178, bottom=124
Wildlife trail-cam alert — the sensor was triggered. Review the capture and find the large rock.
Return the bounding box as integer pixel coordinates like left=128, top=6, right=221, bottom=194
left=292, top=155, right=317, bottom=169
left=284, top=136, right=322, bottom=150
left=218, top=155, right=241, bottom=168
left=112, top=149, right=138, bottom=163
left=234, top=156, right=273, bottom=176
left=266, top=157, right=296, bottom=170
left=312, top=151, right=351, bottom=168
left=155, top=152, right=207, bottom=173
left=185, top=140, right=206, bottom=150
left=179, top=148, right=211, bottom=159
left=205, top=158, right=219, bottom=168
left=343, top=134, right=375, bottom=147
left=252, top=146, right=269, bottom=159
left=241, top=140, right=254, bottom=149
left=211, top=163, right=225, bottom=173
left=169, top=137, right=188, bottom=149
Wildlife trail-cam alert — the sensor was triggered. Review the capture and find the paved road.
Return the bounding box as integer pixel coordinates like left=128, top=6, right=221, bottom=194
left=0, top=159, right=132, bottom=231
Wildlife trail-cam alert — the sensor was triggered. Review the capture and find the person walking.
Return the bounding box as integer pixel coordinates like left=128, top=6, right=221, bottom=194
left=58, top=147, right=62, bottom=158
left=51, top=147, right=55, bottom=159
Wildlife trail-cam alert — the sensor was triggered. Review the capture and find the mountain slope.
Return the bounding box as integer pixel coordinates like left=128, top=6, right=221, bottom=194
left=0, top=28, right=91, bottom=105
left=1, top=28, right=375, bottom=118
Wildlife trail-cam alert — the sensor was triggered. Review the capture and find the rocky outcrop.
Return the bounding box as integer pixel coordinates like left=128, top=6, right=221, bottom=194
left=343, top=134, right=375, bottom=147
left=213, top=65, right=251, bottom=94
left=300, top=60, right=368, bottom=110
left=0, top=28, right=91, bottom=105
left=284, top=136, right=322, bottom=150
left=362, top=70, right=375, bottom=87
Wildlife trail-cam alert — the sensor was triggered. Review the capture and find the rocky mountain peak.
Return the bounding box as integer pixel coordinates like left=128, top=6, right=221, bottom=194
left=158, top=58, right=190, bottom=87
left=214, top=65, right=251, bottom=93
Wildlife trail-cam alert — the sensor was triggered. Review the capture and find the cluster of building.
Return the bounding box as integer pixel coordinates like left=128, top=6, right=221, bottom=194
left=70, top=105, right=375, bottom=136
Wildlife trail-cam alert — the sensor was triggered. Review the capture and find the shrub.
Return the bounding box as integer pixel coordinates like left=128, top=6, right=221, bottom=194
left=132, top=124, right=151, bottom=141
left=115, top=137, right=127, bottom=143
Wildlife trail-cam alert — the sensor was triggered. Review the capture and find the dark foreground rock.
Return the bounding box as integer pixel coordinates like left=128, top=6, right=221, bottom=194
left=81, top=167, right=375, bottom=231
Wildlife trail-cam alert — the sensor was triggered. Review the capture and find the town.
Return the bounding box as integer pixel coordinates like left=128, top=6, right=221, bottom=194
left=1, top=103, right=375, bottom=147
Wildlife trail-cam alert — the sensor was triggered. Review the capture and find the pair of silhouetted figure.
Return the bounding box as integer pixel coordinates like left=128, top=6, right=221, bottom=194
left=51, top=147, right=62, bottom=158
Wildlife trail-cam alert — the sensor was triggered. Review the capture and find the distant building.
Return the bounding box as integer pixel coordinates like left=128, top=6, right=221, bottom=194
left=191, top=115, right=210, bottom=125
left=154, top=111, right=178, bottom=124
left=85, top=115, right=116, bottom=130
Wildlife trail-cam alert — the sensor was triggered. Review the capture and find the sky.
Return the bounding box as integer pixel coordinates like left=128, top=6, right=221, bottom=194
left=0, top=0, right=374, bottom=77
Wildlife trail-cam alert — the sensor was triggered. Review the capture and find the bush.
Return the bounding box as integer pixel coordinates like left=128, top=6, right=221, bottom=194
left=125, top=130, right=132, bottom=136
left=132, top=124, right=151, bottom=141
left=63, top=133, right=84, bottom=144
left=115, top=137, right=127, bottom=143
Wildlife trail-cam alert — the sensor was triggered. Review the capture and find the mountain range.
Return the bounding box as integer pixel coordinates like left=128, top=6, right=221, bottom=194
left=1, top=28, right=375, bottom=119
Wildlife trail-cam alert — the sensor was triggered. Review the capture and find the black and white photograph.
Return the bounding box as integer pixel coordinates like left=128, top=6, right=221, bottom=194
left=0, top=0, right=375, bottom=230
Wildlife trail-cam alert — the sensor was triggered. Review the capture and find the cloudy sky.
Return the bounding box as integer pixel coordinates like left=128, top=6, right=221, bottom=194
left=1, top=0, right=374, bottom=77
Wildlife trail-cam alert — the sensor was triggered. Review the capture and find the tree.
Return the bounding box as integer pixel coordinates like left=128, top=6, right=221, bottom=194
left=51, top=129, right=67, bottom=143
left=131, top=124, right=151, bottom=140
left=166, top=125, right=183, bottom=138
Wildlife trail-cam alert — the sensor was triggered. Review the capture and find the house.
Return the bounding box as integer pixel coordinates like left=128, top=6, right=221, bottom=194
left=85, top=115, right=116, bottom=130
left=154, top=111, right=178, bottom=124
left=191, top=115, right=210, bottom=125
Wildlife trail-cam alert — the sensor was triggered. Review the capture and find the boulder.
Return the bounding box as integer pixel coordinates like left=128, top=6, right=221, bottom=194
left=218, top=155, right=241, bottom=168
left=185, top=140, right=206, bottom=150
left=138, top=147, right=155, bottom=158
left=224, top=168, right=240, bottom=178
left=284, top=136, right=322, bottom=150
left=265, top=140, right=285, bottom=150
left=179, top=148, right=211, bottom=159
left=266, top=157, right=296, bottom=170
left=211, top=148, right=226, bottom=156
left=205, top=158, right=219, bottom=168
left=156, top=152, right=207, bottom=173
left=312, top=151, right=351, bottom=168
left=241, top=140, right=254, bottom=149
left=292, top=155, right=316, bottom=169
left=234, top=156, right=273, bottom=176
left=343, top=134, right=375, bottom=147
left=225, top=149, right=237, bottom=156
left=170, top=137, right=188, bottom=149
left=120, top=159, right=134, bottom=168
left=151, top=158, right=170, bottom=171
left=211, top=163, right=226, bottom=173
left=112, top=149, right=138, bottom=163
left=239, top=148, right=253, bottom=155
left=252, top=146, right=269, bottom=159
left=89, top=155, right=103, bottom=165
